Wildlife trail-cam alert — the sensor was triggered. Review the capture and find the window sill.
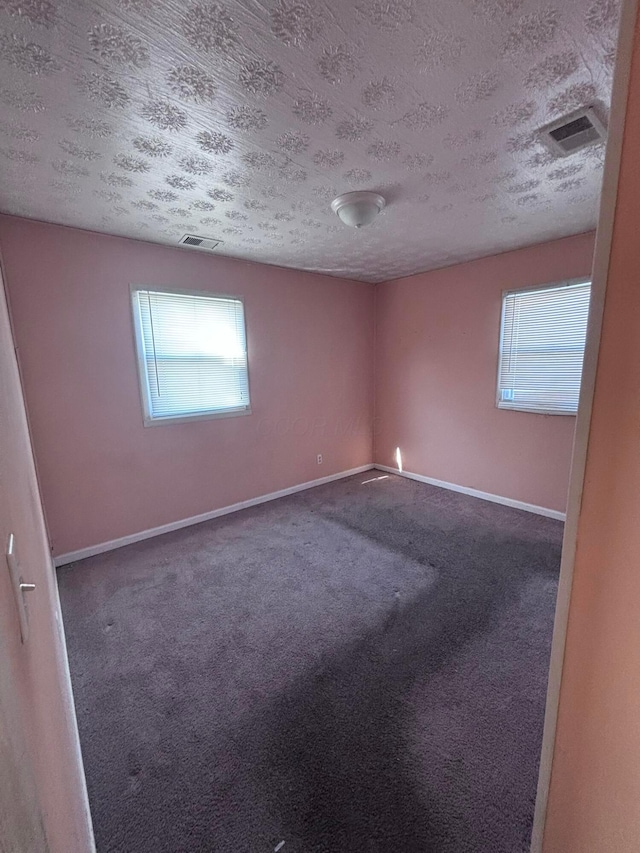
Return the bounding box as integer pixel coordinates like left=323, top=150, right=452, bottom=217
left=143, top=406, right=252, bottom=427
left=496, top=403, right=577, bottom=416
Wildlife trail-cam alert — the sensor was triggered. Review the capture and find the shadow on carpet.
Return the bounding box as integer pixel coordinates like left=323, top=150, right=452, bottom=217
left=58, top=473, right=562, bottom=853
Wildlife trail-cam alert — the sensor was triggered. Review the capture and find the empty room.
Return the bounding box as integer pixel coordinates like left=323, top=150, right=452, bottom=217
left=2, top=0, right=640, bottom=851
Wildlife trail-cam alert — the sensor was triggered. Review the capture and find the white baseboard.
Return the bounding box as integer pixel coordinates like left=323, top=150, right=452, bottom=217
left=55, top=461, right=565, bottom=567
left=374, top=464, right=566, bottom=521
left=54, top=464, right=375, bottom=567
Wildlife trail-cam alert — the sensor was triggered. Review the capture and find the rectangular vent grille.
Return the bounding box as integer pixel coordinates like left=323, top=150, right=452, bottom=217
left=541, top=107, right=607, bottom=157
left=179, top=234, right=222, bottom=251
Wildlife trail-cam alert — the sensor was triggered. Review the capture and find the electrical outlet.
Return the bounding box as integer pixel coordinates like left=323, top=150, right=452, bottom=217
left=317, top=454, right=323, bottom=465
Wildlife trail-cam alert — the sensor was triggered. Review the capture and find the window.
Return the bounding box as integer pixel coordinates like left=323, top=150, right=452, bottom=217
left=131, top=287, right=250, bottom=425
left=497, top=279, right=591, bottom=415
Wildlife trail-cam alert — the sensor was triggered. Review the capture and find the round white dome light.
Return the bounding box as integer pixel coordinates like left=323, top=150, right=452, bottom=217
left=330, top=191, right=386, bottom=228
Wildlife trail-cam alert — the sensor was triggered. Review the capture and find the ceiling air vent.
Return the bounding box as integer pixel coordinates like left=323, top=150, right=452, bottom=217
left=178, top=234, right=222, bottom=251
left=541, top=107, right=607, bottom=157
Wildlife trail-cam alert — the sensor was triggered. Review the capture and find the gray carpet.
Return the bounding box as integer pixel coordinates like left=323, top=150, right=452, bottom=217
left=58, top=472, right=562, bottom=853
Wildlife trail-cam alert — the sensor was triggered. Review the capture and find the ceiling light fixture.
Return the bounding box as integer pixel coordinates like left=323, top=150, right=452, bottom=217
left=331, top=191, right=386, bottom=228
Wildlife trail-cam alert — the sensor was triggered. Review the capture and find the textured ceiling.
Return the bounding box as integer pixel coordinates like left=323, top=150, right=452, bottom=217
left=0, top=0, right=620, bottom=282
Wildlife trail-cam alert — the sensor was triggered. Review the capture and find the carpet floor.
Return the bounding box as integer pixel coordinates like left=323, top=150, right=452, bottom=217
left=58, top=472, right=562, bottom=853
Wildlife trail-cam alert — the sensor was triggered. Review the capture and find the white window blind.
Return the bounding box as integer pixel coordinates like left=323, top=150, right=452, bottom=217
left=132, top=288, right=250, bottom=424
left=497, top=280, right=591, bottom=415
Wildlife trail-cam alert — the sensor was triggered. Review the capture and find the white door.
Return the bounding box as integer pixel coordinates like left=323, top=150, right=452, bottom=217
left=0, top=650, right=49, bottom=852
left=0, top=265, right=94, bottom=853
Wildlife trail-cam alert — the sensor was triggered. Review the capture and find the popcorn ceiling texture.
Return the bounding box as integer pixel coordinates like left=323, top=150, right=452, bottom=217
left=0, top=0, right=619, bottom=282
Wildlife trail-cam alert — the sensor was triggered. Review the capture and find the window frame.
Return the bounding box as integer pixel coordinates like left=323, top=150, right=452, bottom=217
left=496, top=276, right=591, bottom=417
left=130, top=283, right=252, bottom=427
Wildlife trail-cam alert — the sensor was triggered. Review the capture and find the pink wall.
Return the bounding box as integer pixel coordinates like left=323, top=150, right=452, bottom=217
left=0, top=262, right=93, bottom=851
left=374, top=232, right=595, bottom=513
left=543, top=2, right=640, bottom=848
left=0, top=215, right=374, bottom=558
